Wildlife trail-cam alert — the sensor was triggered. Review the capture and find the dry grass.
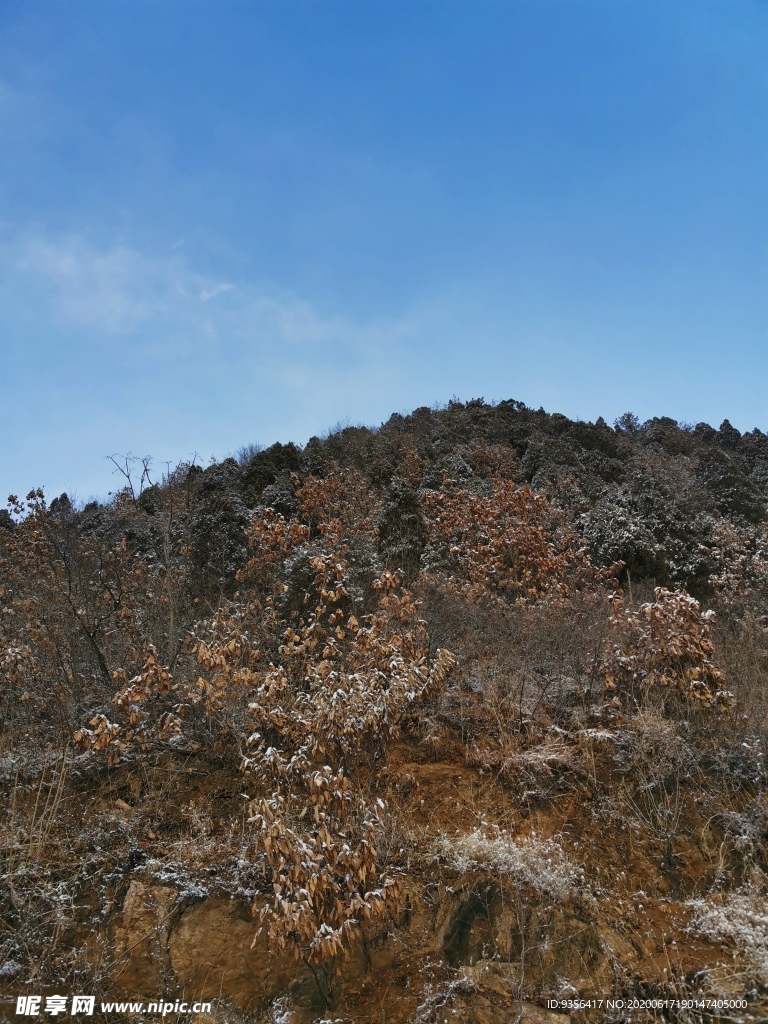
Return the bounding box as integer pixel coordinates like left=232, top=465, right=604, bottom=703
left=435, top=828, right=582, bottom=899
left=689, top=889, right=768, bottom=981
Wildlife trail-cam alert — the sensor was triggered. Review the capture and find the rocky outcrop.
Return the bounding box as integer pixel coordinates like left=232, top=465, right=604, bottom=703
left=169, top=898, right=309, bottom=1011
left=110, top=881, right=176, bottom=995
left=106, top=878, right=599, bottom=1016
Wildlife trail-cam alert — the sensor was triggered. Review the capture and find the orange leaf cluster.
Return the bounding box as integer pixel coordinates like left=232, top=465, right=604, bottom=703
left=421, top=477, right=611, bottom=605
left=75, top=644, right=182, bottom=762
left=295, top=469, right=380, bottom=550
left=602, top=588, right=731, bottom=708
left=250, top=795, right=401, bottom=971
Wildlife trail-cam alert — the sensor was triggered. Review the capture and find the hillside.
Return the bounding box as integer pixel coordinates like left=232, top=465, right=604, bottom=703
left=3, top=398, right=768, bottom=1023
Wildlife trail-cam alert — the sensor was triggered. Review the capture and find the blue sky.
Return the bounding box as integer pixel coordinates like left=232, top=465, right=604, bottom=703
left=1, top=0, right=766, bottom=500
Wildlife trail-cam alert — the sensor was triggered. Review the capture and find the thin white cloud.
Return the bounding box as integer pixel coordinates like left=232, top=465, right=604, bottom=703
left=200, top=283, right=234, bottom=302
left=0, top=228, right=439, bottom=500
left=13, top=237, right=163, bottom=333
left=0, top=230, right=422, bottom=369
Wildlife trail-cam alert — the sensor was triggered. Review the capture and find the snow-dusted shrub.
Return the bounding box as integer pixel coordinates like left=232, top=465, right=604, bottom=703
left=688, top=891, right=768, bottom=980
left=581, top=500, right=665, bottom=581
left=602, top=587, right=731, bottom=708
left=437, top=828, right=581, bottom=899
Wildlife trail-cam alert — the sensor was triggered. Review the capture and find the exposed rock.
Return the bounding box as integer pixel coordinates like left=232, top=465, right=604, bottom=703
left=110, top=881, right=176, bottom=995
left=169, top=898, right=310, bottom=1010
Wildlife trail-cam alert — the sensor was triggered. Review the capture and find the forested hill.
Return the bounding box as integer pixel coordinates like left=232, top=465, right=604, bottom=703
left=10, top=397, right=765, bottom=598
left=3, top=398, right=768, bottom=1021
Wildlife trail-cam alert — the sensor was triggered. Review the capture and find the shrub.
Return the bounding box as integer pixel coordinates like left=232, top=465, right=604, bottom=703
left=436, top=828, right=581, bottom=899
left=250, top=787, right=402, bottom=1008
left=602, top=588, right=731, bottom=708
